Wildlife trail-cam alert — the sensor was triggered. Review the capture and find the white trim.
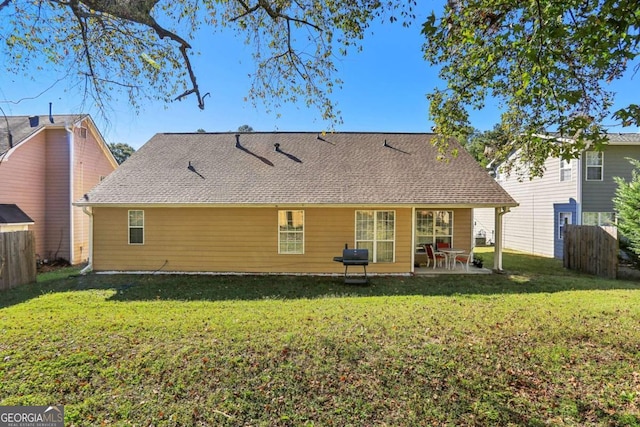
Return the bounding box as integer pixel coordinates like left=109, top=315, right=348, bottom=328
left=559, top=158, right=572, bottom=182
left=585, top=151, right=604, bottom=181
left=74, top=202, right=519, bottom=209
left=415, top=209, right=454, bottom=247
left=277, top=209, right=305, bottom=254
left=67, top=122, right=75, bottom=263
left=128, top=209, right=144, bottom=245
left=355, top=209, right=396, bottom=263
left=80, top=206, right=93, bottom=274
left=411, top=207, right=416, bottom=273
left=576, top=153, right=583, bottom=224
left=558, top=212, right=572, bottom=240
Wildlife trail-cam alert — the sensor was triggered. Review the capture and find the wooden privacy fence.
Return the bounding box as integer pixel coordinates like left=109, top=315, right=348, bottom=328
left=0, top=231, right=37, bottom=291
left=563, top=225, right=618, bottom=279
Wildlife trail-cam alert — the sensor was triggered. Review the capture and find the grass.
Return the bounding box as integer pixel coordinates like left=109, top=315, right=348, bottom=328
left=1, top=249, right=639, bottom=426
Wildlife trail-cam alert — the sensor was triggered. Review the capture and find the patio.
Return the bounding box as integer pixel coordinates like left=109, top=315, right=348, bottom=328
left=414, top=265, right=493, bottom=275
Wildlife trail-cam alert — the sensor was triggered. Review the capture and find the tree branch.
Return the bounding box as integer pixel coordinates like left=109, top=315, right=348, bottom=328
left=69, top=0, right=107, bottom=111
left=67, top=0, right=206, bottom=109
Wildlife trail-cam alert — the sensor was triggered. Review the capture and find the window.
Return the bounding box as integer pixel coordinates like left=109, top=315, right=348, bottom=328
left=355, top=210, right=395, bottom=262
left=585, top=151, right=603, bottom=181
left=128, top=210, right=144, bottom=244
left=79, top=127, right=88, bottom=139
left=415, top=210, right=453, bottom=248
left=582, top=212, right=616, bottom=226
left=559, top=159, right=572, bottom=182
left=558, top=212, right=572, bottom=240
left=278, top=210, right=304, bottom=254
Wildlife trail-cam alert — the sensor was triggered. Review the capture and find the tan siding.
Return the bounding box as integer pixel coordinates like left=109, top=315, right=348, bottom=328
left=0, top=132, right=47, bottom=259
left=71, top=120, right=117, bottom=264
left=452, top=208, right=473, bottom=252
left=93, top=207, right=421, bottom=273
left=44, top=129, right=71, bottom=261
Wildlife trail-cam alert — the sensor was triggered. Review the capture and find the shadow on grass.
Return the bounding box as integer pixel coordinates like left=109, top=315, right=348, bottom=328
left=1, top=252, right=639, bottom=309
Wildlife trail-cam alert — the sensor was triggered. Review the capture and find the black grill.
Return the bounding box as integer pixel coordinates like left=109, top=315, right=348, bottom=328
left=333, top=247, right=369, bottom=284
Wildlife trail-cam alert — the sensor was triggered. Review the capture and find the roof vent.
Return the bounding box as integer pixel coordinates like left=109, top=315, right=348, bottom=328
left=48, top=102, right=54, bottom=123
left=235, top=133, right=241, bottom=148
left=29, top=116, right=39, bottom=127
left=383, top=139, right=390, bottom=148
left=274, top=143, right=281, bottom=152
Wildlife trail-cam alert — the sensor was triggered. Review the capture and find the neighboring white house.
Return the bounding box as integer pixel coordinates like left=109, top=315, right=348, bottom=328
left=474, top=133, right=640, bottom=259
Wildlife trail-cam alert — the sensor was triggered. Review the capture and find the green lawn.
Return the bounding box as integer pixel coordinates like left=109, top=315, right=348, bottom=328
left=1, top=249, right=639, bottom=426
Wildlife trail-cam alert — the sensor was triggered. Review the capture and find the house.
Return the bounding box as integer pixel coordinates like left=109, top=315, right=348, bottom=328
left=473, top=133, right=640, bottom=259
left=0, top=114, right=119, bottom=264
left=75, top=132, right=517, bottom=274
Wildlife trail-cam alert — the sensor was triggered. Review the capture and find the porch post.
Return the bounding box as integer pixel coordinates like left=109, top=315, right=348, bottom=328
left=494, top=206, right=509, bottom=272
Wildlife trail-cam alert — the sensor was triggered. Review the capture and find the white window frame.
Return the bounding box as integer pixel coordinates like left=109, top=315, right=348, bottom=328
left=128, top=210, right=144, bottom=245
left=415, top=210, right=454, bottom=248
left=559, top=159, right=572, bottom=182
left=558, top=212, right=572, bottom=240
left=582, top=212, right=616, bottom=226
left=278, top=210, right=304, bottom=254
left=355, top=210, right=395, bottom=263
left=585, top=151, right=603, bottom=181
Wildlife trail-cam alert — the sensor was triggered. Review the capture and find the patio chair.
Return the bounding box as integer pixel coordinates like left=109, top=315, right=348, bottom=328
left=454, top=252, right=474, bottom=271
left=424, top=244, right=446, bottom=269
left=436, top=242, right=450, bottom=250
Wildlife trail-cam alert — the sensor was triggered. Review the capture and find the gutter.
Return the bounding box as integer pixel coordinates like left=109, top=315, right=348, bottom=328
left=66, top=121, right=75, bottom=264
left=80, top=206, right=93, bottom=274
left=494, top=206, right=511, bottom=272
left=576, top=154, right=583, bottom=224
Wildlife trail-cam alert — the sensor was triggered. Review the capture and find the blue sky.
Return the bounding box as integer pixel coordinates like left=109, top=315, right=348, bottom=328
left=0, top=4, right=638, bottom=149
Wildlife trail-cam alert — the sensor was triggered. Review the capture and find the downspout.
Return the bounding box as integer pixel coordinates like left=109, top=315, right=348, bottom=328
left=411, top=207, right=416, bottom=274
left=576, top=155, right=583, bottom=224
left=80, top=206, right=93, bottom=274
left=494, top=206, right=511, bottom=272
left=66, top=121, right=75, bottom=264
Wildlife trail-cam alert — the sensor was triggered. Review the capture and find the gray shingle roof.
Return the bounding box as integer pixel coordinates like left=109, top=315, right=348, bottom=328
left=606, top=133, right=640, bottom=144
left=0, top=114, right=88, bottom=153
left=79, top=132, right=517, bottom=207
left=0, top=204, right=34, bottom=224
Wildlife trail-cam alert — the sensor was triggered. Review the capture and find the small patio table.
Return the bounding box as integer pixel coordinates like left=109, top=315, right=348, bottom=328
left=439, top=248, right=465, bottom=269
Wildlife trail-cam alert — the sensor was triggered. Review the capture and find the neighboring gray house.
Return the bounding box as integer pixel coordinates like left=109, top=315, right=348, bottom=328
left=474, top=133, right=640, bottom=259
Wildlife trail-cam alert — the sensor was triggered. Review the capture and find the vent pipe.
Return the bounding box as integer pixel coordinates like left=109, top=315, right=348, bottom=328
left=49, top=102, right=54, bottom=123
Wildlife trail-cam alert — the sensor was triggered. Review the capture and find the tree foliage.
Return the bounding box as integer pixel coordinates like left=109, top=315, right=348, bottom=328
left=461, top=125, right=511, bottom=168
left=2, top=1, right=638, bottom=174
left=237, top=124, right=254, bottom=132
left=108, top=142, right=135, bottom=164
left=0, top=0, right=415, bottom=123
left=422, top=0, right=640, bottom=176
left=614, top=158, right=640, bottom=258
